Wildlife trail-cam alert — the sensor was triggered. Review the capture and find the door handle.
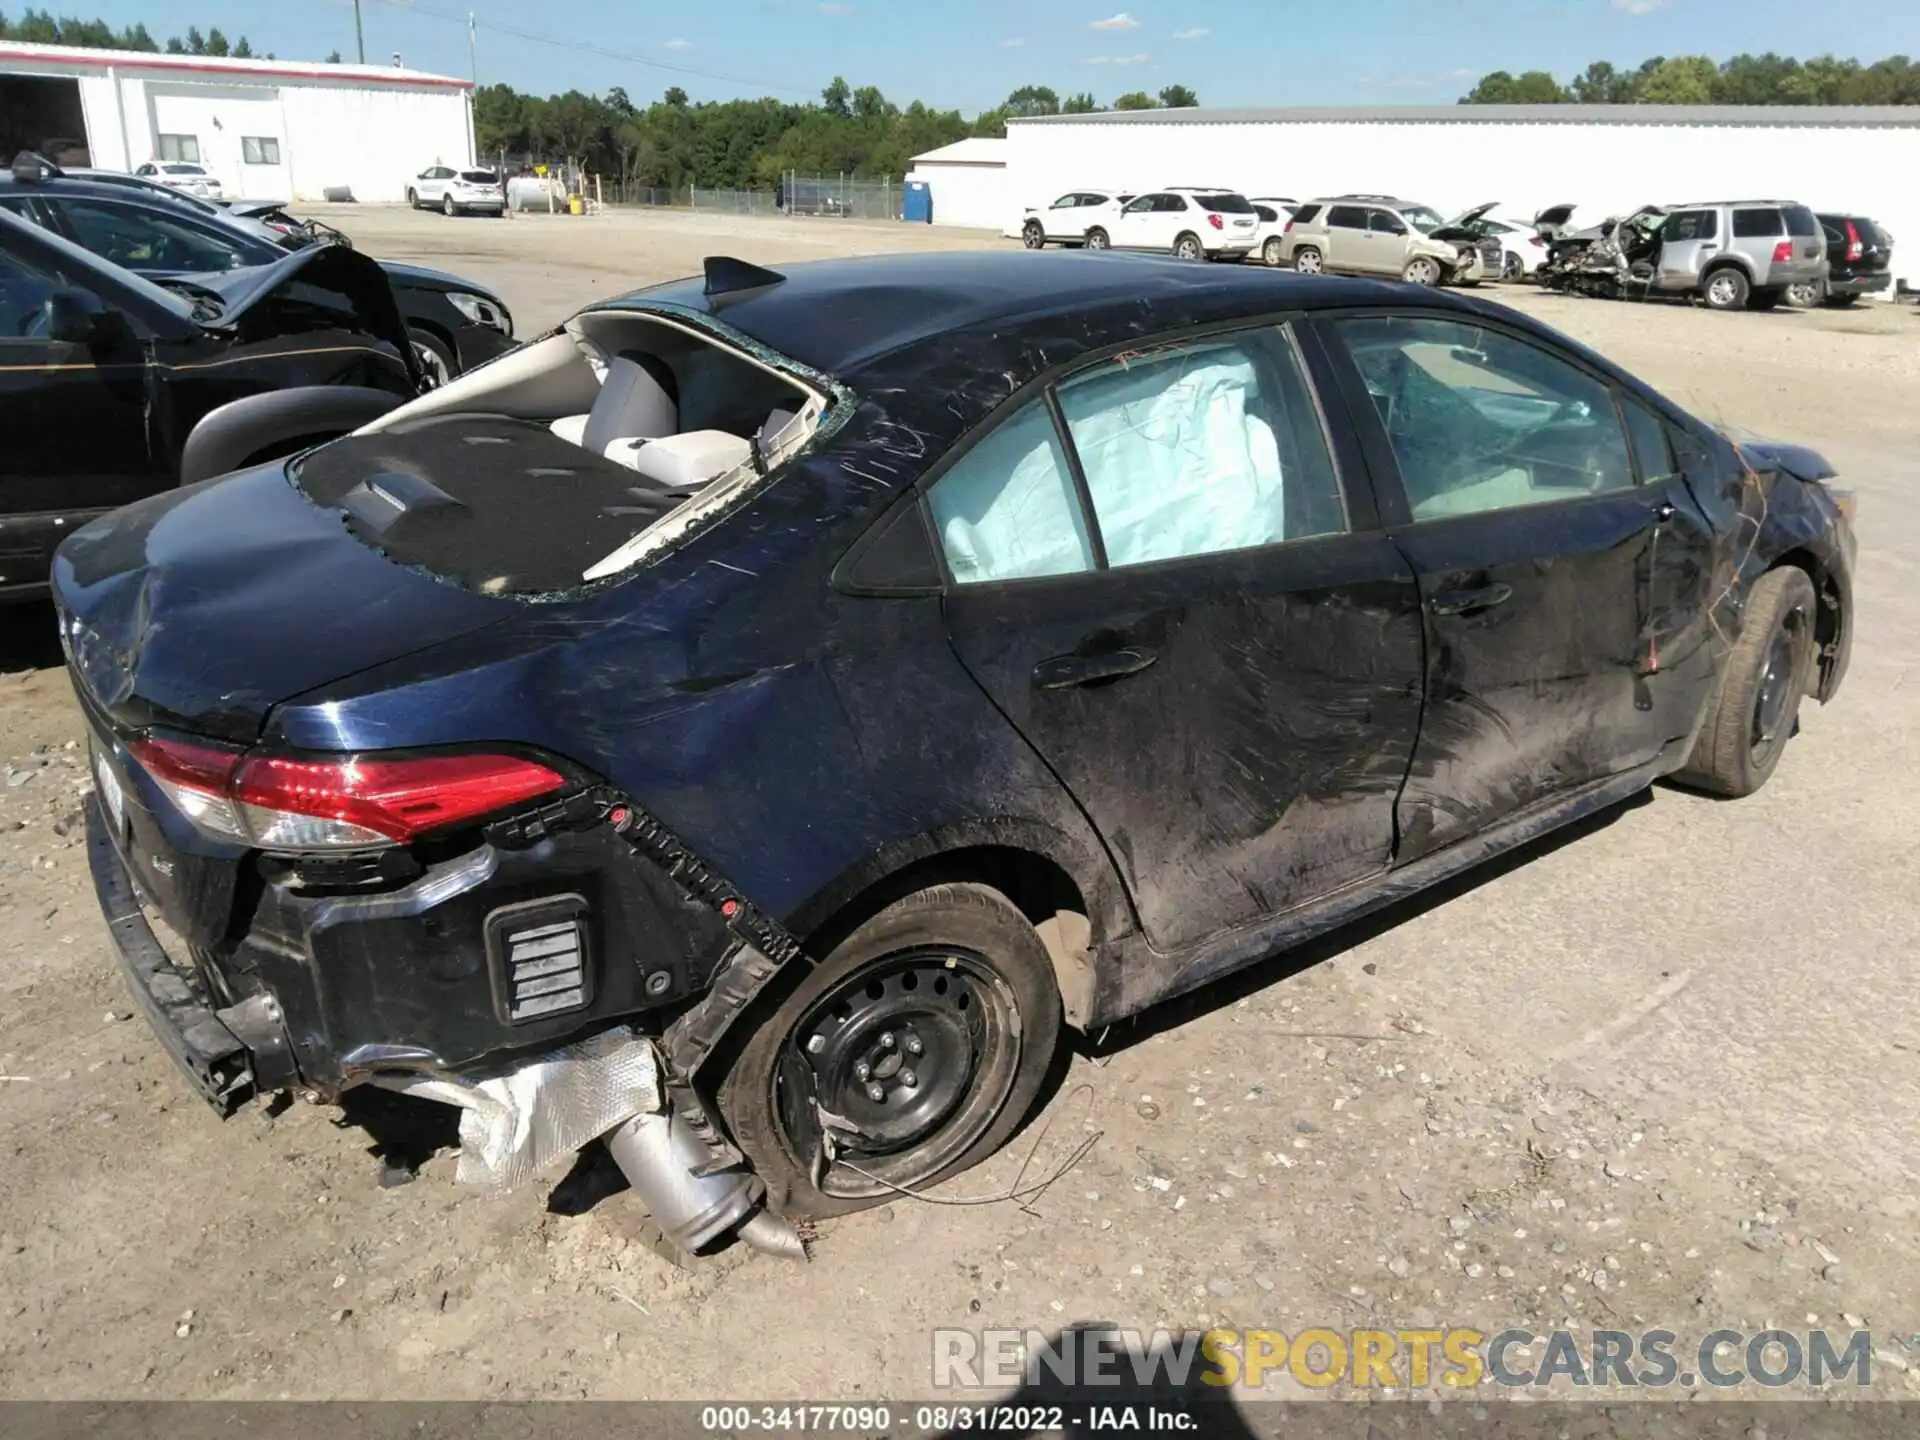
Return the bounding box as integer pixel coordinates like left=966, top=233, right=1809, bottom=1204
left=1428, top=582, right=1513, bottom=617
left=1700, top=244, right=1719, bottom=253
left=1032, top=647, right=1158, bottom=690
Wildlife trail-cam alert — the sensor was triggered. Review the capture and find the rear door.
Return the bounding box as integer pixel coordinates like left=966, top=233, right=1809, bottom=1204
left=1322, top=204, right=1370, bottom=271
left=1316, top=310, right=1715, bottom=861
left=932, top=321, right=1425, bottom=951
left=1655, top=209, right=1718, bottom=290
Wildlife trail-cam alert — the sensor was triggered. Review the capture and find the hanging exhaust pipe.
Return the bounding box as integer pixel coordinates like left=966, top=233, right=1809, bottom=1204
left=604, top=1105, right=807, bottom=1260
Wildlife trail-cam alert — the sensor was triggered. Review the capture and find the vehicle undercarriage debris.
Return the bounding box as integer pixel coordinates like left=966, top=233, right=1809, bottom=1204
left=1538, top=207, right=1668, bottom=299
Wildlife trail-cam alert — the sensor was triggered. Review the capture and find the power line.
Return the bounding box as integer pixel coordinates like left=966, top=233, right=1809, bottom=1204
left=365, top=0, right=816, bottom=96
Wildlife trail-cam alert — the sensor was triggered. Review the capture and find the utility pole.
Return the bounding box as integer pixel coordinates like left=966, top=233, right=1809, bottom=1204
left=353, top=0, right=366, bottom=63
left=465, top=13, right=479, bottom=167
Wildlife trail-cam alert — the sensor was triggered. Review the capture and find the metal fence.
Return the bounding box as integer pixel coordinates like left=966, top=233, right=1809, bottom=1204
left=598, top=172, right=902, bottom=220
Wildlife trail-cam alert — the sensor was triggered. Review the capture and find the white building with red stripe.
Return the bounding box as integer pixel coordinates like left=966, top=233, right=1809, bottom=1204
left=0, top=40, right=475, bottom=203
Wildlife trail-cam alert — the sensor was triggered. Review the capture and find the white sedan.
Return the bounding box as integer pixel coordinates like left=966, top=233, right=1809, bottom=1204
left=1017, top=190, right=1136, bottom=249
left=133, top=161, right=222, bottom=199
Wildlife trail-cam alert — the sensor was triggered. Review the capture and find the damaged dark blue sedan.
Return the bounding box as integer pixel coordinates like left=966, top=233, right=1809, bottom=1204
left=53, top=251, right=1856, bottom=1261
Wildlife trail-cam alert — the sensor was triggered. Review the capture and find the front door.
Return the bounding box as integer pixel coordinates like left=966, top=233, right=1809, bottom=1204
left=1112, top=193, right=1167, bottom=250
left=1365, top=208, right=1412, bottom=274
left=1654, top=209, right=1716, bottom=290
left=0, top=239, right=157, bottom=596
left=1318, top=310, right=1716, bottom=861
left=931, top=322, right=1425, bottom=951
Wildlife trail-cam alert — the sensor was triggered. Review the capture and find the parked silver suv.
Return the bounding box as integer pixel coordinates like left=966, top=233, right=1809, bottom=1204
left=1647, top=200, right=1828, bottom=310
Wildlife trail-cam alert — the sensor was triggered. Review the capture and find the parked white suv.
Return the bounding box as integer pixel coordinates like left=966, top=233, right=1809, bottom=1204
left=407, top=165, right=506, bottom=216
left=1109, top=189, right=1260, bottom=261
left=1018, top=189, right=1135, bottom=249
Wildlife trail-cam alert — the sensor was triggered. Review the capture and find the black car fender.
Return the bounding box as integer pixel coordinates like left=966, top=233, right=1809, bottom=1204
left=179, top=385, right=412, bottom=484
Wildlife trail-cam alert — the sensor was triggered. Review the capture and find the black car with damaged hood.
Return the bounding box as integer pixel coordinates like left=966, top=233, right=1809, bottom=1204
left=0, top=204, right=423, bottom=601
left=54, top=250, right=1858, bottom=1263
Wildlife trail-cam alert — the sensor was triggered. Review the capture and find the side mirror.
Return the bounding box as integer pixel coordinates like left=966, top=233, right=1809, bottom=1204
left=43, top=287, right=112, bottom=344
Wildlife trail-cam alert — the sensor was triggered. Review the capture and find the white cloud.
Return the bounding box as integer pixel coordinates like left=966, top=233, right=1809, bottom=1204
left=1002, top=36, right=1026, bottom=48
left=1611, top=0, right=1669, bottom=12
left=1090, top=11, right=1142, bottom=29
left=1084, top=52, right=1150, bottom=65
left=1173, top=27, right=1209, bottom=39
left=663, top=37, right=692, bottom=49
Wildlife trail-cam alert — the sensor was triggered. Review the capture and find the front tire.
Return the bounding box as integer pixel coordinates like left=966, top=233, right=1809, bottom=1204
left=1403, top=255, right=1442, bottom=286
left=1672, top=567, right=1818, bottom=797
left=1703, top=266, right=1750, bottom=311
left=719, top=884, right=1062, bottom=1221
left=1787, top=279, right=1824, bottom=308
left=406, top=189, right=419, bottom=209
left=1085, top=226, right=1109, bottom=251
left=408, top=328, right=455, bottom=388
left=442, top=194, right=457, bottom=217
left=1173, top=232, right=1203, bottom=261
left=1293, top=245, right=1323, bottom=274
left=1262, top=237, right=1284, bottom=266
left=1021, top=220, right=1046, bottom=250
left=1502, top=251, right=1525, bottom=281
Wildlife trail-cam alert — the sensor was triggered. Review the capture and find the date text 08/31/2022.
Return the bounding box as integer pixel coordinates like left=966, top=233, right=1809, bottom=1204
left=698, top=1406, right=1198, bottom=1432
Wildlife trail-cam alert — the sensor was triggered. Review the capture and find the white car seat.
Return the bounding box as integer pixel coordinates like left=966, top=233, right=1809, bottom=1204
left=551, top=356, right=677, bottom=449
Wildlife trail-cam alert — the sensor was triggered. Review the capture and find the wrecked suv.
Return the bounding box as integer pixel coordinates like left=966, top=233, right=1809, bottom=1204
left=1281, top=197, right=1500, bottom=286
left=57, top=252, right=1856, bottom=1262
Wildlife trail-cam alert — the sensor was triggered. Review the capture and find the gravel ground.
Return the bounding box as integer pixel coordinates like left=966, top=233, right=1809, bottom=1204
left=1, top=206, right=1916, bottom=1407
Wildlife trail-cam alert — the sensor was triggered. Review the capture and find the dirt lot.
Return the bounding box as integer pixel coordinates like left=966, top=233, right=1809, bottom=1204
left=2, top=206, right=1917, bottom=1406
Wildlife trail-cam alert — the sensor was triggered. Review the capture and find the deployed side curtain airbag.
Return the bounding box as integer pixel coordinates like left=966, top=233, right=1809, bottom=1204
left=928, top=401, right=1094, bottom=584
left=1057, top=350, right=1284, bottom=568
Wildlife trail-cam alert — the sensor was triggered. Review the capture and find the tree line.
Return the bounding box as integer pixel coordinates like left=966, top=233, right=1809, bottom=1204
left=0, top=8, right=260, bottom=57
left=474, top=80, right=1204, bottom=190
left=1461, top=53, right=1920, bottom=106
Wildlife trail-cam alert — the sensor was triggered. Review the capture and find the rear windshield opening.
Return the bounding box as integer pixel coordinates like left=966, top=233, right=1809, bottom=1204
left=1783, top=205, right=1818, bottom=237
left=1197, top=194, right=1254, bottom=214
left=308, top=311, right=831, bottom=594
left=460, top=170, right=500, bottom=184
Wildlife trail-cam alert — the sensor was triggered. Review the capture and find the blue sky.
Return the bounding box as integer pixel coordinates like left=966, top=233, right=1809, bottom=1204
left=67, top=1, right=1919, bottom=113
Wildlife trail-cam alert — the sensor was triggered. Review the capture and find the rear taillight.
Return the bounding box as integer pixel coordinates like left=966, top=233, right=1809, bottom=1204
left=1283, top=218, right=1296, bottom=233
left=1772, top=241, right=1794, bottom=263
left=129, top=736, right=567, bottom=851
left=1207, top=213, right=1224, bottom=230
left=1845, top=220, right=1862, bottom=262
left=1530, top=236, right=1546, bottom=247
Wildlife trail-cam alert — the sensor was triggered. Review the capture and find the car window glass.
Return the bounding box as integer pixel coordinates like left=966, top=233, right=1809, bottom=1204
left=1334, top=315, right=1636, bottom=521
left=0, top=245, right=64, bottom=339
left=1291, top=203, right=1321, bottom=224
left=55, top=199, right=254, bottom=272
left=1368, top=209, right=1405, bottom=234
left=1620, top=396, right=1678, bottom=482
left=1664, top=211, right=1706, bottom=242
left=1055, top=328, right=1346, bottom=567
left=1326, top=205, right=1365, bottom=229
left=1159, top=195, right=1187, bottom=213
left=1783, top=205, right=1818, bottom=238
left=1051, top=194, right=1076, bottom=208
left=1255, top=205, right=1278, bottom=223
left=928, top=400, right=1094, bottom=585
left=1122, top=195, right=1155, bottom=214
left=1732, top=208, right=1783, bottom=238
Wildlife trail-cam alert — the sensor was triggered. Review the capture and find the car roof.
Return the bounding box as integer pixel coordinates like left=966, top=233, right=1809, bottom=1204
left=611, top=250, right=1480, bottom=377
left=0, top=171, right=206, bottom=207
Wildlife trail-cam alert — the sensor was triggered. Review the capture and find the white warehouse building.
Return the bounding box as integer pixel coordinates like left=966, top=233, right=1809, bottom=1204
left=914, top=105, right=1920, bottom=292
left=0, top=40, right=475, bottom=203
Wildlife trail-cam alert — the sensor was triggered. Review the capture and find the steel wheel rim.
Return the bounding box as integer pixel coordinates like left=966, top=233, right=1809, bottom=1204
left=1708, top=274, right=1737, bottom=306
left=773, top=948, right=1021, bottom=1199
left=1295, top=249, right=1320, bottom=273
left=1751, top=621, right=1799, bottom=756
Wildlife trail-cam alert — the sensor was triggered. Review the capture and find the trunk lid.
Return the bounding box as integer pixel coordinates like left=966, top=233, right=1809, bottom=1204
left=54, top=462, right=509, bottom=744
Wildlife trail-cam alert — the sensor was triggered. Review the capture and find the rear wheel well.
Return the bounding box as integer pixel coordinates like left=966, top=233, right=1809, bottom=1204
left=802, top=847, right=1094, bottom=1028
left=1767, top=549, right=1842, bottom=696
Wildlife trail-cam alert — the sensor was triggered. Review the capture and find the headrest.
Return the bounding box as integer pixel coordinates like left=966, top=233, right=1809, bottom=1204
left=581, top=355, right=678, bottom=453
left=602, top=429, right=752, bottom=489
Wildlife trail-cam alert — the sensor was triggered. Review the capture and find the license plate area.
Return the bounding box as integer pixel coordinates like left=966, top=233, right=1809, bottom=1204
left=93, top=743, right=127, bottom=833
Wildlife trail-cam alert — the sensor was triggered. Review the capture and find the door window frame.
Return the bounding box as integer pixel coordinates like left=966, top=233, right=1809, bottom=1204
left=898, top=312, right=1389, bottom=593
left=1307, top=306, right=1681, bottom=530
